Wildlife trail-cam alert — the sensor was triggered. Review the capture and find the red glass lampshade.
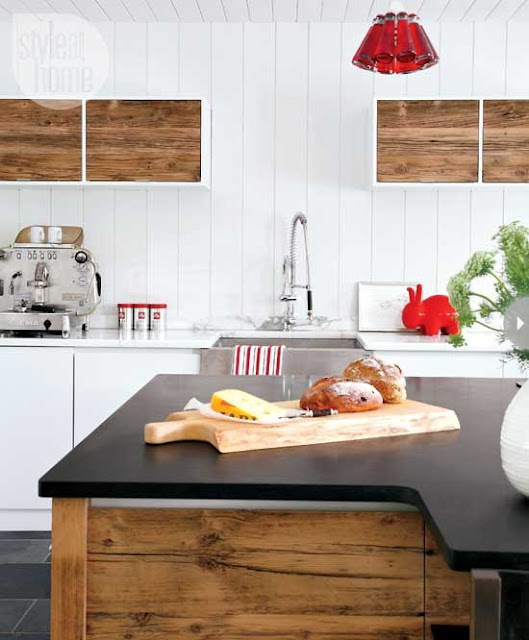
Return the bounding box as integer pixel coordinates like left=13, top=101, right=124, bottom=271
left=352, top=14, right=384, bottom=69
left=374, top=13, right=396, bottom=65
left=395, top=13, right=415, bottom=63
left=352, top=8, right=439, bottom=75
left=409, top=15, right=439, bottom=69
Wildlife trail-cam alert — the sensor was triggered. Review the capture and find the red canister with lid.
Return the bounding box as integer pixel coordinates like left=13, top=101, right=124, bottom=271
left=117, top=303, right=134, bottom=331
left=133, top=303, right=150, bottom=331
left=149, top=303, right=167, bottom=333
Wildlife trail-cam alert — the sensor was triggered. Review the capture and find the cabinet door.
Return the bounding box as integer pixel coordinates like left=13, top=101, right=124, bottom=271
left=373, top=351, right=504, bottom=378
left=86, top=99, right=202, bottom=182
left=74, top=349, right=200, bottom=445
left=377, top=100, right=480, bottom=183
left=0, top=99, right=82, bottom=181
left=0, top=348, right=73, bottom=510
left=483, top=100, right=529, bottom=183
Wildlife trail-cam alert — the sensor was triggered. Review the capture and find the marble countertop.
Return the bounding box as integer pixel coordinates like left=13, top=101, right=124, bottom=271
left=356, top=331, right=506, bottom=352
left=0, top=328, right=220, bottom=349
left=0, top=326, right=507, bottom=353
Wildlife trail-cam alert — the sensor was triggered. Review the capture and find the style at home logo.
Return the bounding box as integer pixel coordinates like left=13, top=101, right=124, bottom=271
left=13, top=13, right=109, bottom=106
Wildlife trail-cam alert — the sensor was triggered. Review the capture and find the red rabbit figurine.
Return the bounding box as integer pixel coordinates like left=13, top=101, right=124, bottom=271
left=402, top=284, right=459, bottom=336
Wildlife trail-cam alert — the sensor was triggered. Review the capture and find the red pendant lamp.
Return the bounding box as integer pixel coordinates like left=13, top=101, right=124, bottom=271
left=353, top=1, right=439, bottom=75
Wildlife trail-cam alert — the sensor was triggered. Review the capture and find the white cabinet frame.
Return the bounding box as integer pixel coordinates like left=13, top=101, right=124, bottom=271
left=0, top=95, right=211, bottom=189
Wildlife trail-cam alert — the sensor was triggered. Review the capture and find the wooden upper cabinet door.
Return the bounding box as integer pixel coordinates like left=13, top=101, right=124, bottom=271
left=86, top=99, right=202, bottom=182
left=483, top=100, right=529, bottom=183
left=0, top=99, right=82, bottom=181
left=377, top=100, right=480, bottom=183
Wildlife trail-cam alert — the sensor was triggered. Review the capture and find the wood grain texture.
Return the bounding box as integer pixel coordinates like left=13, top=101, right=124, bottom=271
left=483, top=100, right=529, bottom=182
left=86, top=99, right=201, bottom=182
left=145, top=398, right=460, bottom=452
left=0, top=99, right=81, bottom=181
left=377, top=100, right=480, bottom=183
left=51, top=498, right=88, bottom=640
left=425, top=529, right=471, bottom=639
left=86, top=508, right=424, bottom=638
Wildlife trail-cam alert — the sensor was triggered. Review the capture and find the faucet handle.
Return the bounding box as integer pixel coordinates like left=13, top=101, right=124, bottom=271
left=280, top=255, right=295, bottom=300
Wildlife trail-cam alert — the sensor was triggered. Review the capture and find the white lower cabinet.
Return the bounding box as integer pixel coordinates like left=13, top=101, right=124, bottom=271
left=373, top=350, right=505, bottom=378
left=74, top=349, right=200, bottom=445
left=503, top=359, right=529, bottom=379
left=0, top=348, right=73, bottom=517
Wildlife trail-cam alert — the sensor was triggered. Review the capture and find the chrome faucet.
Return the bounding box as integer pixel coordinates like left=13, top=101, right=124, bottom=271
left=278, top=212, right=313, bottom=330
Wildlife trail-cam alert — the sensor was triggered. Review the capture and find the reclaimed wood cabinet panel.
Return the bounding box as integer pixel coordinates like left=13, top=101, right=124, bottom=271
left=86, top=509, right=425, bottom=638
left=0, top=99, right=82, bottom=181
left=483, top=100, right=529, bottom=183
left=86, top=99, right=202, bottom=182
left=377, top=100, right=480, bottom=183
left=425, top=530, right=471, bottom=639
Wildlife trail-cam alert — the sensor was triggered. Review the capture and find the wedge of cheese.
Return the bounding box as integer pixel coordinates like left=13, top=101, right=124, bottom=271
left=210, top=389, right=285, bottom=421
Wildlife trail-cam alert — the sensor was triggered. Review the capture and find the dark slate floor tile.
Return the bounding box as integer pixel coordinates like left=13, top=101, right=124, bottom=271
left=0, top=565, right=50, bottom=599
left=16, top=600, right=49, bottom=634
left=0, top=634, right=50, bottom=640
left=0, top=542, right=50, bottom=564
left=42, top=554, right=50, bottom=564
left=0, top=533, right=50, bottom=541
left=0, top=601, right=33, bottom=632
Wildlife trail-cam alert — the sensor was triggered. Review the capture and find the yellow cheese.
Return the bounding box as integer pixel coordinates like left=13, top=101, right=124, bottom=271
left=210, top=389, right=285, bottom=421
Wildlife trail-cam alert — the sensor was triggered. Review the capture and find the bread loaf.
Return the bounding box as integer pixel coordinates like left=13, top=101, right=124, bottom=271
left=343, top=356, right=406, bottom=404
left=300, top=377, right=382, bottom=413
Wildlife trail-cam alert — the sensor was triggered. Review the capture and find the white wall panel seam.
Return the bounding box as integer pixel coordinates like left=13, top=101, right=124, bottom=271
left=403, top=190, right=407, bottom=281
left=240, top=23, right=245, bottom=316
left=435, top=191, right=439, bottom=290
left=503, top=20, right=509, bottom=91
left=337, top=22, right=343, bottom=311
left=306, top=22, right=310, bottom=217
left=208, top=21, right=213, bottom=317
left=272, top=22, right=277, bottom=305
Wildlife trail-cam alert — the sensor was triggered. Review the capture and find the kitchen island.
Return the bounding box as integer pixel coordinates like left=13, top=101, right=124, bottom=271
left=40, top=375, right=529, bottom=640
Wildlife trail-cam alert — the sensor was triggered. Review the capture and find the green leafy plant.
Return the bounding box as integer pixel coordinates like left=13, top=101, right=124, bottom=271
left=447, top=221, right=529, bottom=368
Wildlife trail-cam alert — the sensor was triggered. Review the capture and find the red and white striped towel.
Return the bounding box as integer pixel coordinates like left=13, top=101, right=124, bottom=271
left=231, top=345, right=286, bottom=376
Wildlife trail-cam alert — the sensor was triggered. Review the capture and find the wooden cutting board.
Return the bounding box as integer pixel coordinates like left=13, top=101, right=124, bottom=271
left=144, top=399, right=460, bottom=453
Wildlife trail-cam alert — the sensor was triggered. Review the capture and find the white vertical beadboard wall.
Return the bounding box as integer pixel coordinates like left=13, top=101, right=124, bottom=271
left=0, top=20, right=526, bottom=327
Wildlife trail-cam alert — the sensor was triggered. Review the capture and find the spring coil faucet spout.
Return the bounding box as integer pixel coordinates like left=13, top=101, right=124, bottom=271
left=279, top=212, right=313, bottom=330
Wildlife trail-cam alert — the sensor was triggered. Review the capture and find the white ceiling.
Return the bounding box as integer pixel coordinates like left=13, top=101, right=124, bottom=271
left=0, top=0, right=528, bottom=22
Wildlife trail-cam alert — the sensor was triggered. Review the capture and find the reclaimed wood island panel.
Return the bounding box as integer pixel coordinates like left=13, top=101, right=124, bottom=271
left=48, top=375, right=529, bottom=640
left=51, top=499, right=470, bottom=640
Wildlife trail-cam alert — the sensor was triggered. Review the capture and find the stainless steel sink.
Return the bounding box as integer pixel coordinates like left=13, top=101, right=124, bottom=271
left=213, top=337, right=362, bottom=349
left=200, top=336, right=369, bottom=376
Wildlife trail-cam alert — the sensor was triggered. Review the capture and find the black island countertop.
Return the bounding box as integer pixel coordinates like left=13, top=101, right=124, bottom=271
left=40, top=375, right=529, bottom=572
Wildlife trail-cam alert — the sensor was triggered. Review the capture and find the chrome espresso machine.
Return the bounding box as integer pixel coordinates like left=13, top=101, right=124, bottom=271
left=0, top=226, right=101, bottom=337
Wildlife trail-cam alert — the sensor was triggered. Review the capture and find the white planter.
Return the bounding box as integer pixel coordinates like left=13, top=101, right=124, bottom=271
left=501, top=381, right=529, bottom=497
